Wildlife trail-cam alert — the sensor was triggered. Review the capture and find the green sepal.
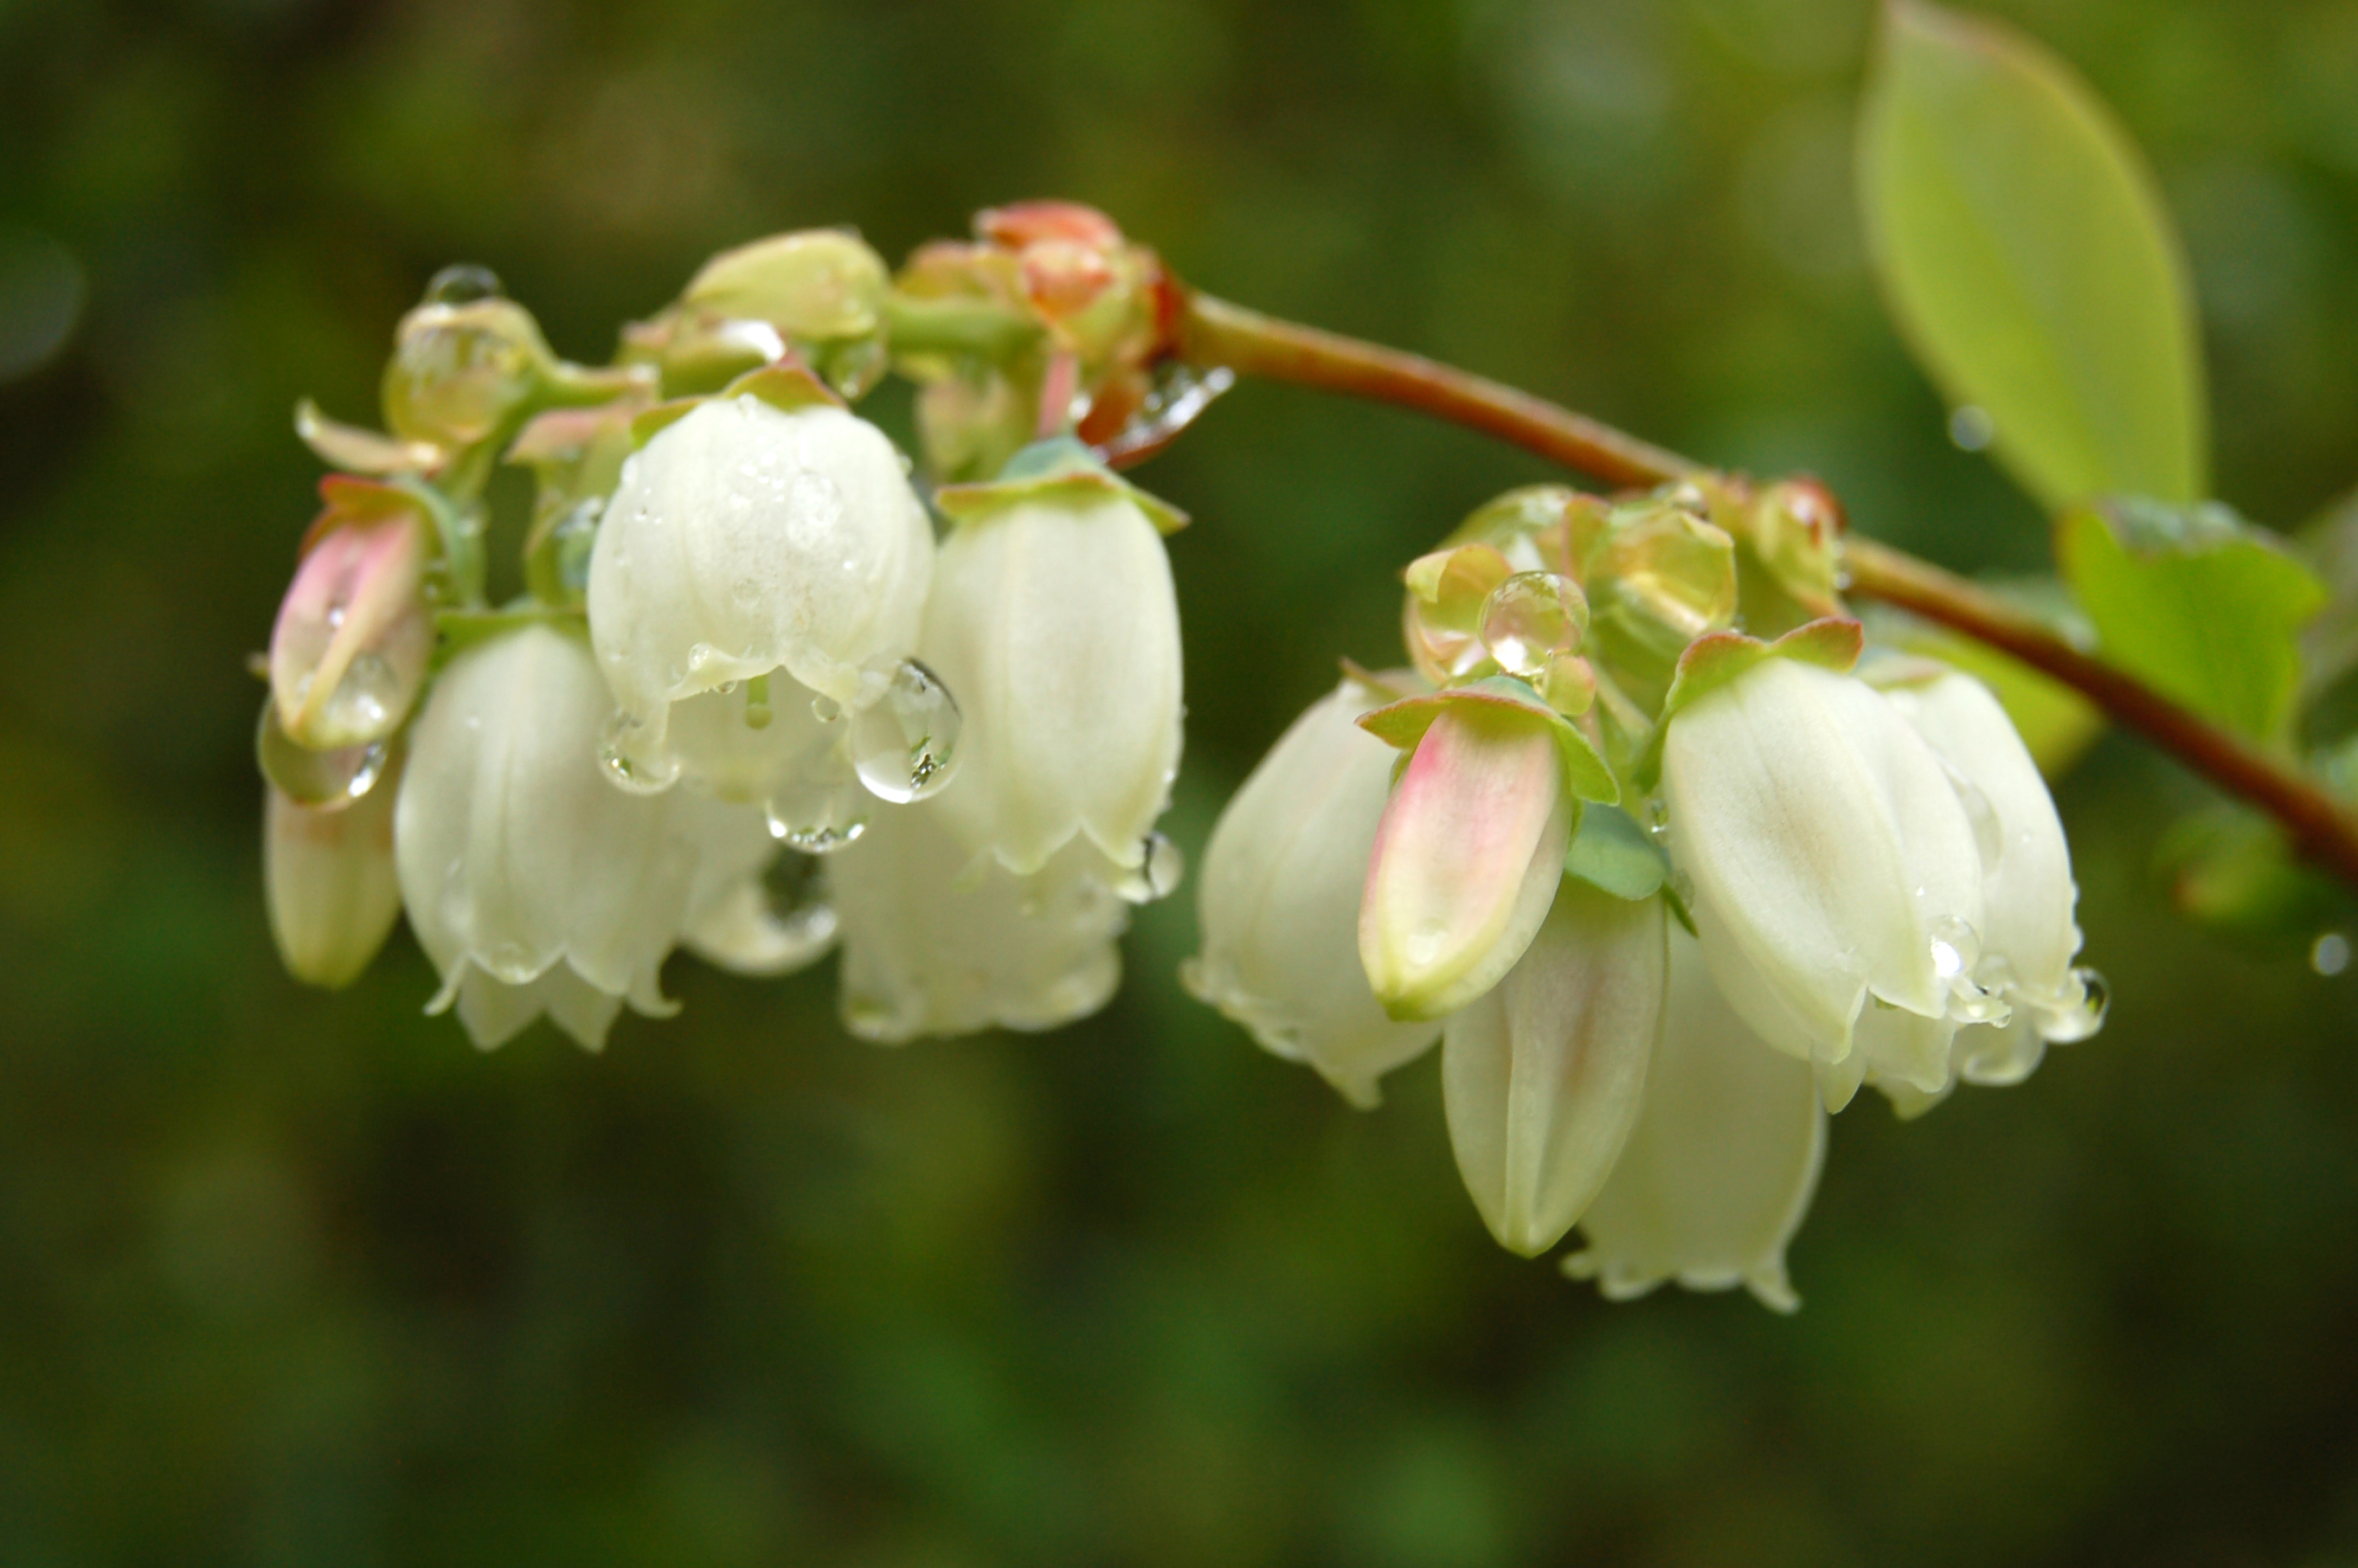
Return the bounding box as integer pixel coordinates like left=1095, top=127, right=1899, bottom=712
left=1356, top=675, right=1621, bottom=806
left=630, top=397, right=705, bottom=447
left=934, top=435, right=1189, bottom=535
left=1634, top=617, right=1865, bottom=789
left=431, top=603, right=588, bottom=667
left=1562, top=805, right=1668, bottom=901
left=722, top=361, right=846, bottom=414
left=294, top=399, right=441, bottom=476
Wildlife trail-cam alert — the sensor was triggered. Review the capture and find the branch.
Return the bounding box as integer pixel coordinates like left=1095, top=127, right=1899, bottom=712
left=1167, top=282, right=2358, bottom=891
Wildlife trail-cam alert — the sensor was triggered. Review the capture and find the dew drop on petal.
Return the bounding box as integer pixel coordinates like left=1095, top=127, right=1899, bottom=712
left=1479, top=571, right=1584, bottom=679
left=811, top=694, right=842, bottom=723
left=1928, top=915, right=1981, bottom=983
left=599, top=710, right=681, bottom=795
left=256, top=701, right=385, bottom=808
left=850, top=659, right=962, bottom=804
left=1115, top=831, right=1184, bottom=904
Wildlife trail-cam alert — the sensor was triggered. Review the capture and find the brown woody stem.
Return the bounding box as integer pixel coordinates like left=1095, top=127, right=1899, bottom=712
left=1168, top=281, right=2358, bottom=891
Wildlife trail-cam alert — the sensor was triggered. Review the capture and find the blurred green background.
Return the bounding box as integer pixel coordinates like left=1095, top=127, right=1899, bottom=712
left=4, top=0, right=2358, bottom=1562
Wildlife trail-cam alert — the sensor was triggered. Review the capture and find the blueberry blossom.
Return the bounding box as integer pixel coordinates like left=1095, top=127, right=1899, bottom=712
left=395, top=625, right=701, bottom=1051
left=1561, top=926, right=1827, bottom=1312
left=922, top=440, right=1184, bottom=879
left=1185, top=670, right=1443, bottom=1108
left=587, top=370, right=938, bottom=796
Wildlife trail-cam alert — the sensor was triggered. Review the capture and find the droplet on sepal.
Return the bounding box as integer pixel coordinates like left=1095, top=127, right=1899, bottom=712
left=598, top=711, right=681, bottom=795
left=1479, top=570, right=1584, bottom=679
left=256, top=701, right=387, bottom=808
left=424, top=263, right=504, bottom=305
left=1115, top=831, right=1183, bottom=903
left=850, top=659, right=962, bottom=803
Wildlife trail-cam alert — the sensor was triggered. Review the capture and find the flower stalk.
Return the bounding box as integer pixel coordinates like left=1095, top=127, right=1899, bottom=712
left=1161, top=281, right=2358, bottom=894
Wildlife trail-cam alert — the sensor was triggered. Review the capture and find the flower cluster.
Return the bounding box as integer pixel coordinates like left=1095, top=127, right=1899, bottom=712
left=1188, top=481, right=2105, bottom=1308
left=260, top=216, right=1188, bottom=1051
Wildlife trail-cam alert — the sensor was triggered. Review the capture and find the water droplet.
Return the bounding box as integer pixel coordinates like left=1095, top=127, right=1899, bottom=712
left=850, top=659, right=962, bottom=804
left=1478, top=571, right=1584, bottom=679
left=811, top=694, right=842, bottom=723
left=1928, top=915, right=1981, bottom=983
left=2041, top=966, right=2110, bottom=1044
left=256, top=701, right=387, bottom=808
left=2312, top=932, right=2350, bottom=977
left=1095, top=363, right=1238, bottom=463
left=599, top=711, right=680, bottom=795
left=424, top=263, right=504, bottom=304
left=1948, top=404, right=1995, bottom=452
left=550, top=497, right=601, bottom=593
left=1115, top=831, right=1185, bottom=904
left=763, top=773, right=871, bottom=853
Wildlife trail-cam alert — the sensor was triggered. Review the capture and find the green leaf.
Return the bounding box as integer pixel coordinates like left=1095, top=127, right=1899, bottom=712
left=1859, top=0, right=2207, bottom=512
left=2156, top=805, right=2351, bottom=952
left=2057, top=498, right=2328, bottom=743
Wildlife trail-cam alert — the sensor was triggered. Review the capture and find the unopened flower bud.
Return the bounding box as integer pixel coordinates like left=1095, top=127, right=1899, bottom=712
left=1563, top=929, right=1826, bottom=1312
left=684, top=229, right=890, bottom=347
left=1185, top=672, right=1442, bottom=1108
left=382, top=298, right=556, bottom=449
left=1444, top=878, right=1667, bottom=1256
left=264, top=755, right=402, bottom=989
left=269, top=482, right=434, bottom=750
left=1358, top=701, right=1574, bottom=1021
left=924, top=444, right=1184, bottom=876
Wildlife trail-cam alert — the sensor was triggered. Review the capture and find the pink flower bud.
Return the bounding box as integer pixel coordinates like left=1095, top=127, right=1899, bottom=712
left=1358, top=704, right=1572, bottom=1021
left=268, top=486, right=433, bottom=750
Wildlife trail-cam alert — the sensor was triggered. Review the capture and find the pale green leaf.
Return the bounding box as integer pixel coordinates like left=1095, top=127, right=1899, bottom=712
left=2057, top=498, right=2327, bottom=743
left=1859, top=0, right=2207, bottom=511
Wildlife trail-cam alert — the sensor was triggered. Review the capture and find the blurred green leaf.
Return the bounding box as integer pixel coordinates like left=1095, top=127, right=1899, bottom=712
left=2058, top=498, right=2325, bottom=744
left=1858, top=0, right=2207, bottom=512
left=2156, top=804, right=2350, bottom=951
left=2297, top=485, right=2358, bottom=710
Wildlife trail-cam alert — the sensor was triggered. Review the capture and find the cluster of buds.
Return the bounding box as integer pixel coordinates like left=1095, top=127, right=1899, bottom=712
left=1188, top=480, right=2106, bottom=1308
left=261, top=224, right=1189, bottom=1051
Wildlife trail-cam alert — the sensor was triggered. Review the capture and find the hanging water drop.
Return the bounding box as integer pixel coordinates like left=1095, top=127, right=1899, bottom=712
left=851, top=659, right=962, bottom=804
left=598, top=710, right=681, bottom=795
left=763, top=772, right=871, bottom=853
left=1478, top=571, right=1584, bottom=680
left=1115, top=831, right=1184, bottom=904
left=2041, top=966, right=2110, bottom=1044
left=1927, top=915, right=1982, bottom=984
left=256, top=700, right=386, bottom=808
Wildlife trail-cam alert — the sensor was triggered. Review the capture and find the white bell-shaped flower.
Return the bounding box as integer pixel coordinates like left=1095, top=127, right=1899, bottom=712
left=1879, top=668, right=2100, bottom=1041
left=1562, top=929, right=1827, bottom=1311
left=829, top=798, right=1128, bottom=1043
left=587, top=392, right=935, bottom=776
left=920, top=483, right=1182, bottom=876
left=1661, top=656, right=1988, bottom=1091
left=395, top=625, right=697, bottom=1051
left=1184, top=672, right=1442, bottom=1109
left=1443, top=878, right=1667, bottom=1256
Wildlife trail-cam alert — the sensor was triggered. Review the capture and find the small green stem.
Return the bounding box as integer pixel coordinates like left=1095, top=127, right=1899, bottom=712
left=883, top=292, right=1046, bottom=364
left=1166, top=280, right=2358, bottom=893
